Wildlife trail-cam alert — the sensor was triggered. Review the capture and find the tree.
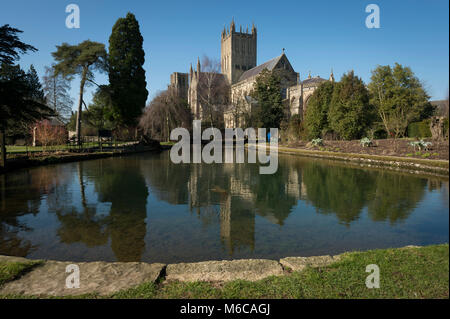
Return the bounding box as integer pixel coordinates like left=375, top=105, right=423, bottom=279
left=229, top=87, right=253, bottom=128
left=250, top=69, right=284, bottom=129
left=5, top=65, right=47, bottom=140
left=0, top=63, right=54, bottom=167
left=43, top=65, right=73, bottom=122
left=368, top=63, right=434, bottom=138
left=0, top=24, right=37, bottom=65
left=0, top=25, right=42, bottom=167
left=197, top=56, right=229, bottom=128
left=305, top=81, right=335, bottom=139
left=139, top=88, right=191, bottom=141
left=85, top=85, right=114, bottom=131
left=26, top=65, right=45, bottom=103
left=328, top=71, right=373, bottom=140
left=52, top=40, right=107, bottom=145
left=108, top=13, right=148, bottom=128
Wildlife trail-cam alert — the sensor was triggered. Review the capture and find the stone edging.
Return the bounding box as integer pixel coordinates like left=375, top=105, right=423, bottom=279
left=0, top=246, right=422, bottom=297
left=248, top=144, right=449, bottom=177
left=0, top=254, right=340, bottom=297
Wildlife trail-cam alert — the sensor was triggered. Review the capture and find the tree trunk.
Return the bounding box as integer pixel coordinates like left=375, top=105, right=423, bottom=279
left=0, top=128, right=6, bottom=168
left=76, top=70, right=87, bottom=146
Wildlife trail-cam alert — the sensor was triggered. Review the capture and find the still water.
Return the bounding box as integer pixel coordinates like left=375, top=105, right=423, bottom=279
left=0, top=151, right=448, bottom=263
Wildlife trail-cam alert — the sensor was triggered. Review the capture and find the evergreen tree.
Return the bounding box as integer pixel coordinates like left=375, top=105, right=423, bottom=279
left=0, top=24, right=37, bottom=65
left=328, top=71, right=373, bottom=140
left=85, top=85, right=114, bottom=131
left=26, top=65, right=45, bottom=103
left=108, top=13, right=148, bottom=128
left=0, top=24, right=40, bottom=167
left=0, top=63, right=54, bottom=166
left=305, top=81, right=335, bottom=139
left=250, top=69, right=284, bottom=129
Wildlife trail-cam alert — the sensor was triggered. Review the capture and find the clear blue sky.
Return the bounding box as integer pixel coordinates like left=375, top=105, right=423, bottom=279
left=1, top=0, right=448, bottom=110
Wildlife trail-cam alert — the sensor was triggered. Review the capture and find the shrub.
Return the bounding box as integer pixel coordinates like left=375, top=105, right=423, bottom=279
left=360, top=137, right=373, bottom=147
left=409, top=140, right=432, bottom=151
left=311, top=138, right=324, bottom=146
left=408, top=119, right=432, bottom=138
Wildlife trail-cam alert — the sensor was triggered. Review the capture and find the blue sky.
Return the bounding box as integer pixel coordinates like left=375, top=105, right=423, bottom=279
left=1, top=0, right=448, bottom=110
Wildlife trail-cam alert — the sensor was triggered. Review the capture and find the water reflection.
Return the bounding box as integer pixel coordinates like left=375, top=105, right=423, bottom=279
left=0, top=151, right=448, bottom=262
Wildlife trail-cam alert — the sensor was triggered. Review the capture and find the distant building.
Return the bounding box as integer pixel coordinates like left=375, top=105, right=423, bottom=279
left=169, top=19, right=334, bottom=128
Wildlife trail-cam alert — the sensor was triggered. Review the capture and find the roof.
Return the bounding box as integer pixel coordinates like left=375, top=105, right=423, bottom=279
left=302, top=76, right=327, bottom=86
left=237, top=54, right=284, bottom=82
left=47, top=117, right=66, bottom=126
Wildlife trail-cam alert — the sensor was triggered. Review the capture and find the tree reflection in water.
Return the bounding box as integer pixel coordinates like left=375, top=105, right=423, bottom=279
left=0, top=151, right=447, bottom=261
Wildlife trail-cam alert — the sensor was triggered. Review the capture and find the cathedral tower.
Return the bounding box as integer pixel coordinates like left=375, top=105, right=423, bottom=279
left=221, top=19, right=257, bottom=84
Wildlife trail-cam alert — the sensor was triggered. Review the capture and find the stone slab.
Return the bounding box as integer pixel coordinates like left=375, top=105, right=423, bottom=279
left=279, top=255, right=339, bottom=272
left=166, top=259, right=284, bottom=282
left=0, top=260, right=165, bottom=297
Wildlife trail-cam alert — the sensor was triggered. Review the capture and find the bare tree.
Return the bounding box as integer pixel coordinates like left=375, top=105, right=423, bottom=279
left=42, top=65, right=73, bottom=122
left=139, top=88, right=191, bottom=141
left=197, top=56, right=229, bottom=128
left=230, top=87, right=253, bottom=128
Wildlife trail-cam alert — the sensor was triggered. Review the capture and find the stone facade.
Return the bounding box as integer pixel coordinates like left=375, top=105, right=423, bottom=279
left=169, top=20, right=334, bottom=128
left=169, top=72, right=189, bottom=99
left=221, top=19, right=257, bottom=85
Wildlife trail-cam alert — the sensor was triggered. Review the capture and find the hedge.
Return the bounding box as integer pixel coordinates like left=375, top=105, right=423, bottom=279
left=408, top=119, right=432, bottom=138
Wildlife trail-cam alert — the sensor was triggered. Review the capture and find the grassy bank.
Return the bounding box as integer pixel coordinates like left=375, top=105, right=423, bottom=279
left=0, top=260, right=41, bottom=287
left=275, top=145, right=449, bottom=169
left=0, top=144, right=161, bottom=174
left=1, top=244, right=448, bottom=299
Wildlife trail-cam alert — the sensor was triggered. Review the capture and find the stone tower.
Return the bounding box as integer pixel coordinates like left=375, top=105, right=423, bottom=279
left=221, top=19, right=257, bottom=85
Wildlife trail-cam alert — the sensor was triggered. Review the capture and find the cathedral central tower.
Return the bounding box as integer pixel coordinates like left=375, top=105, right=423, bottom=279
left=221, top=19, right=257, bottom=85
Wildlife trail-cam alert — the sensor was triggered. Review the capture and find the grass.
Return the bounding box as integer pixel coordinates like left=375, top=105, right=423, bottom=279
left=111, top=244, right=449, bottom=299
left=6, top=142, right=130, bottom=154
left=271, top=145, right=449, bottom=169
left=1, top=244, right=447, bottom=299
left=0, top=260, right=41, bottom=287
left=160, top=141, right=175, bottom=146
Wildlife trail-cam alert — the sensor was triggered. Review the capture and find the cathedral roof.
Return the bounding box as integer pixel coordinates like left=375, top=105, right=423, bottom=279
left=302, top=76, right=327, bottom=86
left=237, top=54, right=284, bottom=82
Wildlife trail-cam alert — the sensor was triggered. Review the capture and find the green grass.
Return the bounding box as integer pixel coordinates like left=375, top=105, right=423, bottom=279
left=6, top=142, right=129, bottom=154
left=160, top=141, right=175, bottom=146
left=1, top=244, right=448, bottom=299
left=111, top=244, right=449, bottom=299
left=273, top=145, right=449, bottom=169
left=0, top=261, right=41, bottom=287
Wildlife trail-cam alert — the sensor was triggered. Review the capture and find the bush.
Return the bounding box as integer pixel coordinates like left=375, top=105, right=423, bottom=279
left=311, top=138, right=324, bottom=146
left=360, top=137, right=373, bottom=147
left=409, top=140, right=432, bottom=151
left=408, top=119, right=432, bottom=138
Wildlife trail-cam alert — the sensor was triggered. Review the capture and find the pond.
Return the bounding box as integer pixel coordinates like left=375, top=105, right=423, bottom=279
left=0, top=151, right=448, bottom=263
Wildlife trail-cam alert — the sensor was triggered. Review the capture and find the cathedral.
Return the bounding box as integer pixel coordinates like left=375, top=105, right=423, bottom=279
left=169, top=19, right=334, bottom=128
